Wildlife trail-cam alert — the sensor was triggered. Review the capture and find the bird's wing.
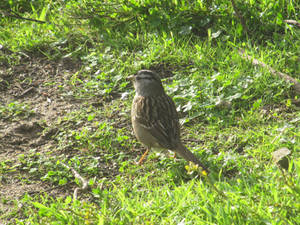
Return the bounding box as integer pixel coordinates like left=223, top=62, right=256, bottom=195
left=133, top=95, right=181, bottom=150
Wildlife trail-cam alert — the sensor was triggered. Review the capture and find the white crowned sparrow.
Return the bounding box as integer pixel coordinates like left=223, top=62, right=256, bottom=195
left=130, top=70, right=208, bottom=172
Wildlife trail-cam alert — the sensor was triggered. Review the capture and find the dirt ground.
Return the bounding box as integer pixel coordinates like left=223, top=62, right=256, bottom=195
left=0, top=52, right=83, bottom=217
left=0, top=47, right=193, bottom=220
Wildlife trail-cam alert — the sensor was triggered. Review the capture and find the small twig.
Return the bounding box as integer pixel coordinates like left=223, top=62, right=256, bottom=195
left=0, top=9, right=58, bottom=26
left=239, top=49, right=300, bottom=95
left=184, top=138, right=204, bottom=145
left=284, top=20, right=300, bottom=28
left=0, top=9, right=46, bottom=23
left=230, top=0, right=249, bottom=35
left=18, top=87, right=35, bottom=98
left=60, top=162, right=89, bottom=200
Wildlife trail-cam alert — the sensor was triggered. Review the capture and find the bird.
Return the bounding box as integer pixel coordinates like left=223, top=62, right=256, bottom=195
left=129, top=69, right=208, bottom=173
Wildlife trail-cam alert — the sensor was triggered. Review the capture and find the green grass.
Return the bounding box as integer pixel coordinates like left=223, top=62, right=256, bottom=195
left=0, top=0, right=299, bottom=224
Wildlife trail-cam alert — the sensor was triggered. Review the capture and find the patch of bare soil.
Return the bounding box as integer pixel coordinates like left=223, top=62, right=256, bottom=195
left=0, top=52, right=81, bottom=218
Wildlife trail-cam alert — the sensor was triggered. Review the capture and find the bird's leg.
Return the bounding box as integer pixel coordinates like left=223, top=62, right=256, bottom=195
left=138, top=148, right=149, bottom=165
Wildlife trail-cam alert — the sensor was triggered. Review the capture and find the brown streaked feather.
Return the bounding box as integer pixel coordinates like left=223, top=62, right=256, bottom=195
left=133, top=94, right=181, bottom=150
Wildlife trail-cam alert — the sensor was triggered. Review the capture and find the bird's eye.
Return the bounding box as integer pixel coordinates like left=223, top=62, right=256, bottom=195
left=137, top=75, right=153, bottom=80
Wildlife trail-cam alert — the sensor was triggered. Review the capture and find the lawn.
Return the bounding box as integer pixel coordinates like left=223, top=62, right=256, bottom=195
left=0, top=0, right=299, bottom=224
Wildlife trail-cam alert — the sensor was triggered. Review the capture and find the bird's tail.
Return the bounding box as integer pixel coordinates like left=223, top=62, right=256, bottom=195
left=175, top=143, right=209, bottom=173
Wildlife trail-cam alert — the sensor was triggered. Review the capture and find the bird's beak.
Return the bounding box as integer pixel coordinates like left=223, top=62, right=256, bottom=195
left=127, top=75, right=135, bottom=81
